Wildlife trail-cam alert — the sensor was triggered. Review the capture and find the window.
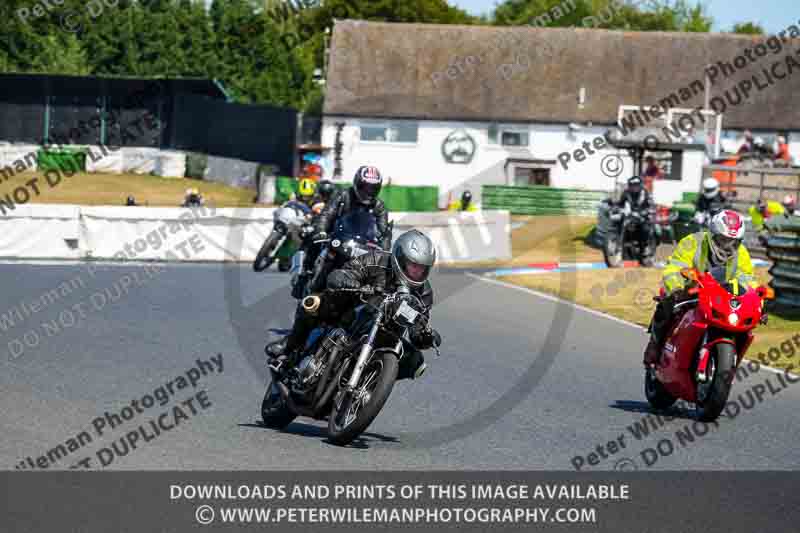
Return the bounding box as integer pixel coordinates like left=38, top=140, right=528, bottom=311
left=643, top=150, right=682, bottom=181
left=488, top=123, right=530, bottom=147
left=360, top=121, right=418, bottom=143
left=514, top=167, right=550, bottom=186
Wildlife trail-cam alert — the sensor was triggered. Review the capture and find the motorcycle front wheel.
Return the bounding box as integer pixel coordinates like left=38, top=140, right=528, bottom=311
left=603, top=234, right=624, bottom=268
left=327, top=352, right=398, bottom=446
left=253, top=232, right=285, bottom=272
left=695, top=343, right=736, bottom=422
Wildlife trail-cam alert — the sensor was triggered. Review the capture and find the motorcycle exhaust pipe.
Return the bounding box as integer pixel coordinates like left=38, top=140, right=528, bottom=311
left=302, top=295, right=321, bottom=315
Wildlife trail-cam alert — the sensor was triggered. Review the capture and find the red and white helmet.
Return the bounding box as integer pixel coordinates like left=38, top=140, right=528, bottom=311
left=708, top=210, right=744, bottom=263
left=783, top=194, right=796, bottom=211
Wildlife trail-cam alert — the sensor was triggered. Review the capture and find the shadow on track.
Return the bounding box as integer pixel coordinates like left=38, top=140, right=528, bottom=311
left=239, top=422, right=400, bottom=449
left=610, top=400, right=695, bottom=420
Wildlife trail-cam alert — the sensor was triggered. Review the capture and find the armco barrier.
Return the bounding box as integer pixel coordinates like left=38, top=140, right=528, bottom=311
left=0, top=205, right=510, bottom=264
left=765, top=215, right=800, bottom=307
left=482, top=185, right=606, bottom=216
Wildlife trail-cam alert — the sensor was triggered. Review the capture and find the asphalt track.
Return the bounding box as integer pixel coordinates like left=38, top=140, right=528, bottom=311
left=1, top=263, right=799, bottom=471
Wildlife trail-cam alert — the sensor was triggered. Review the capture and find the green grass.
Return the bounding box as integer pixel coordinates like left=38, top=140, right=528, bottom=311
left=0, top=170, right=256, bottom=207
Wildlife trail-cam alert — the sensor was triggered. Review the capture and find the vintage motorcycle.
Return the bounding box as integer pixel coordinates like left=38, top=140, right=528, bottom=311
left=603, top=206, right=657, bottom=268
left=253, top=203, right=313, bottom=273
left=292, top=210, right=385, bottom=299
left=261, top=285, right=439, bottom=445
left=645, top=266, right=773, bottom=421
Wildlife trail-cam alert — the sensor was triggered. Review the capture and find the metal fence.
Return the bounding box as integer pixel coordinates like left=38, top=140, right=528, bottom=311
left=0, top=73, right=298, bottom=175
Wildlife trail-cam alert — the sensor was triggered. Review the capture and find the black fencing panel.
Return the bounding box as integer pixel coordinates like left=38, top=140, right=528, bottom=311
left=48, top=76, right=103, bottom=146
left=172, top=95, right=296, bottom=174
left=0, top=75, right=46, bottom=143
left=106, top=78, right=166, bottom=147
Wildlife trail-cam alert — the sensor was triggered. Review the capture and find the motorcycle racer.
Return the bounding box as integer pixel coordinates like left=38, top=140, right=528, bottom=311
left=643, top=210, right=757, bottom=365
left=312, top=166, right=391, bottom=252
left=267, top=230, right=441, bottom=381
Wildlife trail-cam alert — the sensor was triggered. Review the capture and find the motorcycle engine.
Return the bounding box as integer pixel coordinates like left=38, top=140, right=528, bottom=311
left=296, top=355, right=322, bottom=389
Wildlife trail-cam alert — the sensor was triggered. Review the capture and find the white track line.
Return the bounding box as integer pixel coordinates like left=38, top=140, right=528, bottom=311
left=467, top=272, right=799, bottom=380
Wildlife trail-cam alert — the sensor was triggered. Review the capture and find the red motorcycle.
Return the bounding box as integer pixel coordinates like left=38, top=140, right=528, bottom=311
left=645, top=266, right=774, bottom=421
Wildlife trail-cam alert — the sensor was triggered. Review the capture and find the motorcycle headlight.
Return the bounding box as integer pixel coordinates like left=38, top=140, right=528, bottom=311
left=728, top=313, right=739, bottom=326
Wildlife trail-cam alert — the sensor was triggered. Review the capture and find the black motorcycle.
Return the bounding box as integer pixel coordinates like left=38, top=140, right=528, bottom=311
left=292, top=210, right=385, bottom=299
left=603, top=207, right=657, bottom=268
left=261, top=285, right=439, bottom=445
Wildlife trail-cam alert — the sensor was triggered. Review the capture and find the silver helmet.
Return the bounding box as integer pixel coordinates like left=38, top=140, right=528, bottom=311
left=391, top=230, right=436, bottom=288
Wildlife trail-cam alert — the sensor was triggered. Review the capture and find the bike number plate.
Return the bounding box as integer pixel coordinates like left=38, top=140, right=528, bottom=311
left=395, top=301, right=419, bottom=325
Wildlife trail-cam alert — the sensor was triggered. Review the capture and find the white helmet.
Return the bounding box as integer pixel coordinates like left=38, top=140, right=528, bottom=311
left=708, top=210, right=745, bottom=263
left=754, top=137, right=765, bottom=147
left=702, top=178, right=720, bottom=199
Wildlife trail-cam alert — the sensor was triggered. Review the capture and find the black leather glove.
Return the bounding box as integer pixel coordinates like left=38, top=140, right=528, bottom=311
left=413, top=326, right=441, bottom=349
left=312, top=231, right=328, bottom=242
left=327, top=271, right=360, bottom=290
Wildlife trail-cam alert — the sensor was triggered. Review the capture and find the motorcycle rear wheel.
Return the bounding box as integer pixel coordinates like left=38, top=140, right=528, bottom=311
left=644, top=368, right=677, bottom=409
left=261, top=380, right=297, bottom=429
left=695, top=343, right=736, bottom=422
left=327, top=352, right=398, bottom=446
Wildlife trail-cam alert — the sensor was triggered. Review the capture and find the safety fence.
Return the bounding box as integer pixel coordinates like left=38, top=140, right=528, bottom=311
left=765, top=215, right=800, bottom=308
left=482, top=185, right=606, bottom=216
left=0, top=205, right=510, bottom=263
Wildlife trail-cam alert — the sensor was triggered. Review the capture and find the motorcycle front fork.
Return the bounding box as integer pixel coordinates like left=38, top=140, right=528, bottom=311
left=347, top=310, right=384, bottom=390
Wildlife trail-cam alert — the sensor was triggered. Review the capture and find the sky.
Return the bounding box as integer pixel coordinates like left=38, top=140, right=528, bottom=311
left=450, top=0, right=793, bottom=34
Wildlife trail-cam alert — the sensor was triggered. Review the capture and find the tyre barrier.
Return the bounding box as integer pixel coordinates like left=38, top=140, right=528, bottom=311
left=765, top=215, right=800, bottom=307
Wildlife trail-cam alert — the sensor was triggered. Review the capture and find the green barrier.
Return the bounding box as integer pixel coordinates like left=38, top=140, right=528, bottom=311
left=37, top=148, right=87, bottom=174
left=185, top=152, right=208, bottom=179
left=482, top=185, right=606, bottom=215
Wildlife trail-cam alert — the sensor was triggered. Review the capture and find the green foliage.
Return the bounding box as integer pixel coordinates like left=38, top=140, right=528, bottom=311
left=0, top=0, right=717, bottom=111
left=731, top=21, right=765, bottom=35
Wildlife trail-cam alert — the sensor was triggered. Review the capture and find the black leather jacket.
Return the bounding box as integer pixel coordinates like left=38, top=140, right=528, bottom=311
left=314, top=188, right=391, bottom=250
left=695, top=193, right=728, bottom=215
left=327, top=249, right=435, bottom=348
left=618, top=189, right=654, bottom=213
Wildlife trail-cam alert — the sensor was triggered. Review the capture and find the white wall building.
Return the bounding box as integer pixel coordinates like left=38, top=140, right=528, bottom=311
left=322, top=21, right=800, bottom=208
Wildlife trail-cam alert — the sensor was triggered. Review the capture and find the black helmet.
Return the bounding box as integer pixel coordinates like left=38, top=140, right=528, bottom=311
left=392, top=230, right=436, bottom=288
left=317, top=179, right=336, bottom=202
left=461, top=190, right=472, bottom=203
left=126, top=196, right=136, bottom=206
left=353, top=165, right=383, bottom=204
left=627, top=176, right=643, bottom=194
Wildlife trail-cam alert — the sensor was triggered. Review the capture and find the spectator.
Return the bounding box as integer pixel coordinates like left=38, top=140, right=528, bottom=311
left=448, top=190, right=478, bottom=212
left=774, top=136, right=792, bottom=165
left=738, top=130, right=754, bottom=154
left=782, top=194, right=797, bottom=217
left=182, top=188, right=204, bottom=208
left=642, top=156, right=664, bottom=193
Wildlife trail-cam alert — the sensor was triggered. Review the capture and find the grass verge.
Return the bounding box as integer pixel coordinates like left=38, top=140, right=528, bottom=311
left=501, top=267, right=799, bottom=372
left=0, top=171, right=255, bottom=207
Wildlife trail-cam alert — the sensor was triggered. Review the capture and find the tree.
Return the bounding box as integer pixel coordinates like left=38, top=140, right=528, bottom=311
left=731, top=22, right=764, bottom=35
